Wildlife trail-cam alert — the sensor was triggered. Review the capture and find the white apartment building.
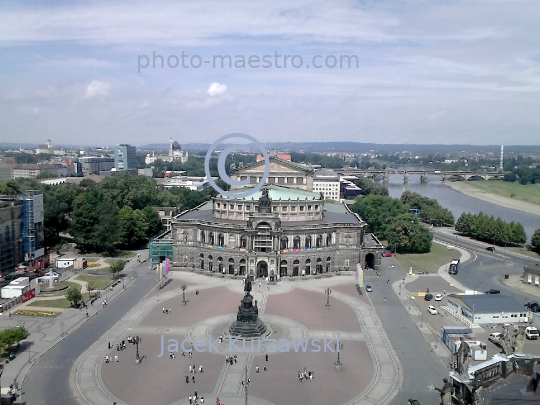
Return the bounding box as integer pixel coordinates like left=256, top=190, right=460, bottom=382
left=312, top=169, right=340, bottom=201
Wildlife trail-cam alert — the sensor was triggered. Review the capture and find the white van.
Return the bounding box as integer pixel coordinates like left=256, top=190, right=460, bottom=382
left=526, top=326, right=539, bottom=340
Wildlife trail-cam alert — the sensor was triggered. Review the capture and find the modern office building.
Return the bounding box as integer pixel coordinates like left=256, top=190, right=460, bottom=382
left=80, top=157, right=115, bottom=175
left=312, top=169, right=341, bottom=201
left=114, top=144, right=137, bottom=174
left=0, top=196, right=24, bottom=275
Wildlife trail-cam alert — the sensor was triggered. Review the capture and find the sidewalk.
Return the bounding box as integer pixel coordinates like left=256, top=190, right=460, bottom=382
left=0, top=248, right=149, bottom=393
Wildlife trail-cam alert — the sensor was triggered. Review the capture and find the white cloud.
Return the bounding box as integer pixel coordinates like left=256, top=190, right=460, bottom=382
left=207, top=82, right=228, bottom=96
left=85, top=80, right=110, bottom=98
left=428, top=111, right=447, bottom=121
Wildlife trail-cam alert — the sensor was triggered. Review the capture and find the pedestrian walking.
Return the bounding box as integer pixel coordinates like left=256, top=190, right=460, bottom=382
left=189, top=395, right=192, bottom=404
left=199, top=365, right=203, bottom=373
left=216, top=397, right=220, bottom=405
left=264, top=366, right=267, bottom=372
left=108, top=342, right=111, bottom=349
left=114, top=355, right=119, bottom=362
left=192, top=375, right=195, bottom=383
left=256, top=365, right=259, bottom=373
left=201, top=396, right=204, bottom=404
left=233, top=355, right=237, bottom=364
left=186, top=375, right=190, bottom=383
left=189, top=365, right=193, bottom=373
left=193, top=364, right=196, bottom=373
left=265, top=353, right=268, bottom=362
left=116, top=344, right=120, bottom=351
left=384, top=297, right=386, bottom=302
left=189, top=350, right=193, bottom=358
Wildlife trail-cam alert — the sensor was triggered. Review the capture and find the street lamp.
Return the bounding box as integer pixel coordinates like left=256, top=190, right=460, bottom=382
left=133, top=335, right=142, bottom=363
left=241, top=365, right=251, bottom=405
left=325, top=288, right=331, bottom=308
left=334, top=331, right=343, bottom=370
left=181, top=284, right=188, bottom=305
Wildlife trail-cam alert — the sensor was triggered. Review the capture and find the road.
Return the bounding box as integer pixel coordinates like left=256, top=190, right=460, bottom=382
left=22, top=264, right=157, bottom=405
left=432, top=230, right=536, bottom=305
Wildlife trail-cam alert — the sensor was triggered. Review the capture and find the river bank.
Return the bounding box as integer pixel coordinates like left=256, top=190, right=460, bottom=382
left=444, top=182, right=540, bottom=216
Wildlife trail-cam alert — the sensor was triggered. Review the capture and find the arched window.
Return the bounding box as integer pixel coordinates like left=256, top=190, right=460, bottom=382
left=240, top=235, right=247, bottom=248
left=280, top=260, right=287, bottom=276
left=305, top=259, right=311, bottom=275
left=239, top=259, right=246, bottom=275
left=209, top=232, right=214, bottom=245
left=316, top=235, right=323, bottom=248
left=208, top=255, right=213, bottom=272
left=229, top=258, right=235, bottom=274
left=218, top=257, right=224, bottom=273
left=293, top=260, right=300, bottom=276
left=200, top=253, right=205, bottom=269
left=326, top=257, right=331, bottom=272
left=281, top=236, right=289, bottom=250
left=218, top=233, right=225, bottom=246
left=293, top=236, right=301, bottom=249
left=316, top=258, right=322, bottom=274
left=326, top=233, right=332, bottom=246
left=200, top=231, right=206, bottom=243
left=305, top=236, right=312, bottom=249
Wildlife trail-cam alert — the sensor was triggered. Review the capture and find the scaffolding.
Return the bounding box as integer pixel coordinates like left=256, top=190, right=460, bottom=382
left=148, top=231, right=173, bottom=267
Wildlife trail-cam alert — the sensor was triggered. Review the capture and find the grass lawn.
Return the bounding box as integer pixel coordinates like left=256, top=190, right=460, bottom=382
left=105, top=258, right=127, bottom=265
left=84, top=250, right=136, bottom=258
left=506, top=246, right=540, bottom=260
left=459, top=181, right=540, bottom=207
left=27, top=298, right=73, bottom=309
left=394, top=242, right=461, bottom=274
left=75, top=274, right=114, bottom=291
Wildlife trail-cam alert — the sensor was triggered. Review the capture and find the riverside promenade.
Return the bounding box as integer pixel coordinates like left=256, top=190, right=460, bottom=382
left=72, top=271, right=402, bottom=405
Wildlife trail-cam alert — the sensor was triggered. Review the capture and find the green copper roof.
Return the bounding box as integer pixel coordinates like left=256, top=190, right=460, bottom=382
left=221, top=185, right=322, bottom=201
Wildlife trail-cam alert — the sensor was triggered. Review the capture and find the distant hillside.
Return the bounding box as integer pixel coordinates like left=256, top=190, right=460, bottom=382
left=138, top=142, right=540, bottom=155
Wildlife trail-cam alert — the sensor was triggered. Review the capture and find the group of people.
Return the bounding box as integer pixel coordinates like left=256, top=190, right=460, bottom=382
left=298, top=368, right=315, bottom=382
left=101, top=299, right=108, bottom=307
left=225, top=355, right=237, bottom=366
left=103, top=355, right=119, bottom=363
left=188, top=391, right=204, bottom=404
left=162, top=307, right=172, bottom=314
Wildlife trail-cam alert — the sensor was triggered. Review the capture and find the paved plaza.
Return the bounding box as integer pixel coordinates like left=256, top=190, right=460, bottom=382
left=72, top=272, right=401, bottom=405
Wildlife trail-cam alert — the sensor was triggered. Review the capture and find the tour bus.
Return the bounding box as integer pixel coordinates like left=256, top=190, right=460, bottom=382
left=448, top=258, right=460, bottom=274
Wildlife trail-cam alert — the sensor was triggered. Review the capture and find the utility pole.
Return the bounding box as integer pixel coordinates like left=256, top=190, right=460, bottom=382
left=241, top=365, right=251, bottom=405
left=325, top=288, right=331, bottom=308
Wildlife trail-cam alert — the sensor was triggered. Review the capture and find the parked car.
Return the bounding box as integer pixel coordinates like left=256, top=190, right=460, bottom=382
left=365, top=284, right=372, bottom=292
left=3, top=273, right=24, bottom=281
left=525, top=301, right=538, bottom=309
left=382, top=250, right=393, bottom=257
left=427, top=305, right=438, bottom=315
left=435, top=294, right=443, bottom=301
left=489, top=332, right=502, bottom=346
left=486, top=246, right=496, bottom=252
left=424, top=293, right=434, bottom=301
left=485, top=289, right=500, bottom=294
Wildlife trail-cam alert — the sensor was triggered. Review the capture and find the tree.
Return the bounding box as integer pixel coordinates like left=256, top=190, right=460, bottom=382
left=65, top=286, right=83, bottom=307
left=0, top=327, right=29, bottom=353
left=109, top=260, right=125, bottom=279
left=86, top=281, right=96, bottom=300
left=116, top=206, right=147, bottom=247
left=531, top=229, right=540, bottom=253
left=0, top=180, right=21, bottom=195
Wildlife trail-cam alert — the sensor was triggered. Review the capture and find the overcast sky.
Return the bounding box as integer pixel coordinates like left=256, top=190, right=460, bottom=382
left=1, top=0, right=539, bottom=147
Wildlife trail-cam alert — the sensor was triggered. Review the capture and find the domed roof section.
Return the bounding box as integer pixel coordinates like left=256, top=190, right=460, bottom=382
left=171, top=141, right=182, bottom=150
